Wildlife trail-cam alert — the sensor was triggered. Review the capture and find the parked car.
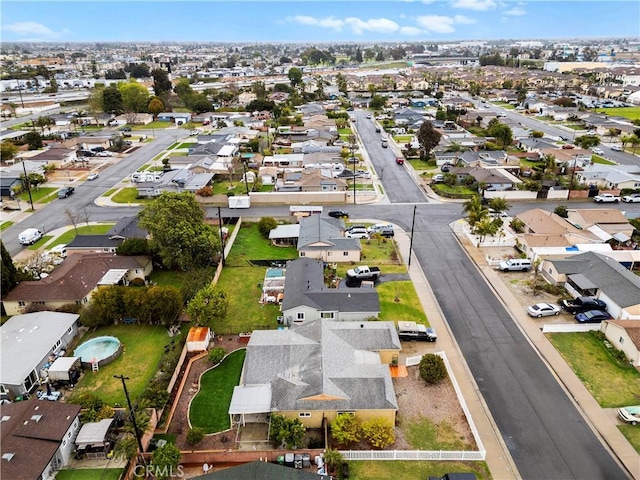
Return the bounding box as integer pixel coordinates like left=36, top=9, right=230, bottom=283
left=87, top=173, right=99, bottom=181
left=622, top=193, right=640, bottom=203
left=77, top=150, right=95, bottom=157
left=328, top=210, right=349, bottom=219
left=18, top=228, right=43, bottom=245
left=441, top=163, right=452, bottom=172
left=574, top=310, right=612, bottom=323
left=611, top=145, right=623, bottom=152
left=560, top=296, right=607, bottom=314
left=382, top=141, right=388, bottom=148
left=591, top=147, right=604, bottom=155
left=395, top=156, right=404, bottom=165
left=96, top=151, right=114, bottom=157
left=527, top=303, right=561, bottom=318
left=91, top=146, right=106, bottom=152
left=57, top=187, right=75, bottom=198
left=432, top=174, right=444, bottom=183
left=355, top=169, right=371, bottom=179
left=375, top=127, right=381, bottom=133
left=346, top=224, right=365, bottom=232
left=345, top=228, right=369, bottom=239
left=593, top=193, right=620, bottom=203
left=617, top=406, right=640, bottom=425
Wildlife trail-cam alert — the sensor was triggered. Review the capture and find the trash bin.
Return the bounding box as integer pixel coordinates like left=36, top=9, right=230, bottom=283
left=277, top=455, right=284, bottom=465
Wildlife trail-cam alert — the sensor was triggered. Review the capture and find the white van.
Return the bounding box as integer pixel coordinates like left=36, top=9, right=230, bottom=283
left=18, top=228, right=43, bottom=245
left=499, top=258, right=532, bottom=272
left=48, top=244, right=68, bottom=258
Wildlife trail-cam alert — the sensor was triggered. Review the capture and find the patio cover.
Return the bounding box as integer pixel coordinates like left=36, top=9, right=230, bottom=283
left=229, top=384, right=272, bottom=415
left=269, top=224, right=300, bottom=240
left=48, top=356, right=80, bottom=375
left=567, top=273, right=598, bottom=290
left=613, top=232, right=631, bottom=243
left=75, top=418, right=114, bottom=447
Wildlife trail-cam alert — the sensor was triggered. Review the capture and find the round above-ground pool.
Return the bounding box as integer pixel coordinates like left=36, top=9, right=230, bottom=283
left=74, top=336, right=122, bottom=369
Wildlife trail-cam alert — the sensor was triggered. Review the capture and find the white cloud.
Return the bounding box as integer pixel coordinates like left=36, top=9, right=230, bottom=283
left=400, top=26, right=424, bottom=36
left=504, top=7, right=526, bottom=15
left=416, top=15, right=456, bottom=33
left=451, top=0, right=498, bottom=11
left=3, top=21, right=68, bottom=39
left=289, top=15, right=399, bottom=35
left=453, top=15, right=476, bottom=24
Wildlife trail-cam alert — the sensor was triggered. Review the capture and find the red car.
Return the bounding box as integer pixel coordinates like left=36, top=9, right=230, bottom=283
left=396, top=157, right=404, bottom=165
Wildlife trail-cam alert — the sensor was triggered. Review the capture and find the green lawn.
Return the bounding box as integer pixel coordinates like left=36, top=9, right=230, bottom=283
left=212, top=181, right=251, bottom=196
left=432, top=184, right=477, bottom=198
left=27, top=235, right=53, bottom=250
left=347, top=461, right=490, bottom=480
left=619, top=425, right=640, bottom=454
left=111, top=188, right=149, bottom=204
left=19, top=187, right=57, bottom=203
left=55, top=469, right=123, bottom=480
left=393, top=135, right=413, bottom=143
left=214, top=266, right=281, bottom=333
left=591, top=156, right=616, bottom=165
left=377, top=281, right=428, bottom=324
left=595, top=107, right=640, bottom=121
left=177, top=142, right=196, bottom=149
left=104, top=188, right=117, bottom=196
left=546, top=332, right=640, bottom=407
left=1, top=221, right=14, bottom=231
left=225, top=223, right=298, bottom=267
left=189, top=349, right=246, bottom=433
left=67, top=324, right=179, bottom=406
left=131, top=121, right=172, bottom=130
left=403, top=416, right=475, bottom=450
left=408, top=159, right=433, bottom=170
left=338, top=128, right=353, bottom=135
left=44, top=224, right=115, bottom=249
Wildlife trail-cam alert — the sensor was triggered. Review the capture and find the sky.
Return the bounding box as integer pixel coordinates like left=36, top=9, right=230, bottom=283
left=1, top=1, right=639, bottom=44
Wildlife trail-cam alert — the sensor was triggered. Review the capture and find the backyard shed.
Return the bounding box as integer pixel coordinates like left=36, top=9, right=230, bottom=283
left=47, top=356, right=81, bottom=382
left=186, top=327, right=212, bottom=352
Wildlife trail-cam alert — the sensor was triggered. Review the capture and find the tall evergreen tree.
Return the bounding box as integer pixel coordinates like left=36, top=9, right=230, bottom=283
left=1, top=241, right=19, bottom=294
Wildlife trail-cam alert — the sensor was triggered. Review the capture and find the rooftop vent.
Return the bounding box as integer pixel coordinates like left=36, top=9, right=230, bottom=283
left=31, top=414, right=42, bottom=422
left=2, top=453, right=15, bottom=462
left=1, top=416, right=10, bottom=422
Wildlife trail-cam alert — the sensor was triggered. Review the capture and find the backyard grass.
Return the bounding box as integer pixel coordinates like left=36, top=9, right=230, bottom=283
left=67, top=324, right=179, bottom=406
left=619, top=425, right=640, bottom=454
left=55, top=469, right=123, bottom=480
left=546, top=332, right=640, bottom=407
left=212, top=181, right=251, bottom=196
left=595, top=107, right=640, bottom=121
left=111, top=188, right=148, bottom=204
left=338, top=128, right=353, bottom=135
left=402, top=416, right=475, bottom=450
left=131, top=121, right=171, bottom=130
left=1, top=221, right=14, bottom=231
left=214, top=266, right=280, bottom=333
left=347, top=460, right=490, bottom=480
left=189, top=349, right=246, bottom=433
left=19, top=187, right=57, bottom=203
left=225, top=223, right=298, bottom=266
left=45, top=224, right=115, bottom=248
left=591, top=156, right=616, bottom=165
left=333, top=236, right=406, bottom=277
left=377, top=281, right=427, bottom=324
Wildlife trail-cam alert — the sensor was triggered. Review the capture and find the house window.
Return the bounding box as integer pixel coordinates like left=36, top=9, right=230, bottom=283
left=343, top=252, right=349, bottom=256
left=62, top=439, right=66, bottom=447
left=619, top=337, right=624, bottom=345
left=327, top=251, right=332, bottom=257
left=68, top=430, right=72, bottom=438
left=67, top=327, right=73, bottom=334
left=299, top=412, right=311, bottom=418
left=18, top=301, right=26, bottom=307
left=297, top=312, right=305, bottom=321
left=320, top=312, right=335, bottom=319
left=300, top=252, right=305, bottom=257
left=52, top=339, right=62, bottom=351
left=337, top=411, right=355, bottom=416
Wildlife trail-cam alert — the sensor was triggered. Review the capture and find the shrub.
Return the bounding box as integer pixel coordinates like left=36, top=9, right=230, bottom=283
left=419, top=353, right=448, bottom=384
left=330, top=413, right=362, bottom=447
left=362, top=417, right=395, bottom=449
left=269, top=414, right=305, bottom=449
left=554, top=205, right=568, bottom=218
left=141, top=387, right=170, bottom=409
left=186, top=427, right=205, bottom=446
left=207, top=347, right=226, bottom=365
left=257, top=217, right=277, bottom=238
left=196, top=186, right=213, bottom=197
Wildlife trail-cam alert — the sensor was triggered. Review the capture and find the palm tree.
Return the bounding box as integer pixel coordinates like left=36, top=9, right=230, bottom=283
left=462, top=195, right=488, bottom=232
left=475, top=216, right=499, bottom=243
left=488, top=197, right=510, bottom=215
left=112, top=434, right=138, bottom=461
left=323, top=449, right=344, bottom=476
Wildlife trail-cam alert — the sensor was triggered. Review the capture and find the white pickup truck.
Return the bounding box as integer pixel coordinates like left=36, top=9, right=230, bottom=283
left=346, top=265, right=381, bottom=281
left=593, top=193, right=620, bottom=203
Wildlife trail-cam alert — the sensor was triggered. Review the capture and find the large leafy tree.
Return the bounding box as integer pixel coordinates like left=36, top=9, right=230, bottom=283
left=186, top=285, right=228, bottom=326
left=102, top=84, right=124, bottom=115
left=1, top=241, right=19, bottom=294
left=287, top=67, right=303, bottom=88
left=138, top=192, right=221, bottom=270
left=24, top=131, right=43, bottom=150
left=487, top=122, right=513, bottom=149
left=118, top=81, right=150, bottom=115
left=416, top=121, right=442, bottom=160
left=0, top=141, right=18, bottom=162
left=148, top=97, right=164, bottom=118
left=151, top=443, right=181, bottom=480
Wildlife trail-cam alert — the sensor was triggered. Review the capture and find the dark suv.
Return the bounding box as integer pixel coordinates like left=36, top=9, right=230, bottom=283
left=328, top=210, right=350, bottom=219
left=57, top=187, right=75, bottom=199
left=560, top=297, right=607, bottom=314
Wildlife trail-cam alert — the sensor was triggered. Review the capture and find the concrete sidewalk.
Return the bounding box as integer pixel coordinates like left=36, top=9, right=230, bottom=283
left=449, top=219, right=640, bottom=480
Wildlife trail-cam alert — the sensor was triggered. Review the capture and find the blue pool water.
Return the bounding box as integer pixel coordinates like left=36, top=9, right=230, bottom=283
left=74, top=336, right=121, bottom=363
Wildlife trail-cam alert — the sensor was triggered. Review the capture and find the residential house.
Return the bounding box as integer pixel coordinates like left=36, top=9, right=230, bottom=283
left=113, top=113, right=153, bottom=125
left=565, top=208, right=634, bottom=243
left=516, top=138, right=558, bottom=154
left=575, top=164, right=640, bottom=190
left=297, top=216, right=361, bottom=263
left=0, top=176, right=22, bottom=198
left=276, top=170, right=347, bottom=193
left=137, top=169, right=213, bottom=197
left=28, top=148, right=77, bottom=168
left=449, top=165, right=518, bottom=191
left=600, top=320, right=640, bottom=367
left=457, top=150, right=509, bottom=167
left=0, top=399, right=82, bottom=480
left=237, top=92, right=257, bottom=107
left=540, top=147, right=592, bottom=168
left=157, top=112, right=192, bottom=125
left=0, top=312, right=80, bottom=396
left=262, top=153, right=305, bottom=169
left=540, top=251, right=640, bottom=320
left=230, top=318, right=399, bottom=428
left=2, top=254, right=152, bottom=316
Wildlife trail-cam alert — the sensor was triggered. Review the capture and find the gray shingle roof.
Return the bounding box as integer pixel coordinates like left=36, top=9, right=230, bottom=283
left=551, top=251, right=640, bottom=307
left=244, top=320, right=399, bottom=413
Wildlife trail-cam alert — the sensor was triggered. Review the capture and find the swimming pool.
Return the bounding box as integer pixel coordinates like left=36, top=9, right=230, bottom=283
left=74, top=336, right=122, bottom=368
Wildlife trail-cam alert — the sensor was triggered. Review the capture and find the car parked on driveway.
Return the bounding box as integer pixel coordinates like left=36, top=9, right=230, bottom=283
left=575, top=310, right=612, bottom=323
left=560, top=296, right=607, bottom=314
left=57, top=187, right=75, bottom=198
left=622, top=193, right=640, bottom=203
left=345, top=227, right=369, bottom=239
left=617, top=406, right=640, bottom=425
left=527, top=303, right=561, bottom=318
left=328, top=210, right=349, bottom=219
left=96, top=151, right=114, bottom=157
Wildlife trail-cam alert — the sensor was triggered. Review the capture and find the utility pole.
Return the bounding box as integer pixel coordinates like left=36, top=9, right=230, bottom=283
left=113, top=375, right=145, bottom=457
left=217, top=206, right=226, bottom=266
left=22, top=160, right=34, bottom=211
left=242, top=159, right=249, bottom=195
left=408, top=205, right=417, bottom=267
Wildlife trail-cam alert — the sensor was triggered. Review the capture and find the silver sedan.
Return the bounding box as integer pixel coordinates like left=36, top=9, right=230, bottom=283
left=527, top=303, right=561, bottom=318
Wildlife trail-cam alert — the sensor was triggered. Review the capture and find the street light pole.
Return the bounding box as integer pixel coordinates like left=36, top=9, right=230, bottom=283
left=113, top=375, right=145, bottom=458
left=408, top=205, right=417, bottom=267
left=22, top=160, right=34, bottom=211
